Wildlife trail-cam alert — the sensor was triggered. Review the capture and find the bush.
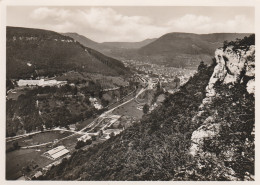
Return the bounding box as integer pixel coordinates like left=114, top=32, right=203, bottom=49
left=75, top=140, right=86, bottom=149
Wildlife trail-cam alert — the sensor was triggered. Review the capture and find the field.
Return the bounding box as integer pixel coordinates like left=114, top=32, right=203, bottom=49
left=112, top=100, right=143, bottom=120
left=75, top=118, right=95, bottom=131
left=6, top=147, right=52, bottom=180
left=55, top=134, right=82, bottom=151
left=6, top=130, right=80, bottom=180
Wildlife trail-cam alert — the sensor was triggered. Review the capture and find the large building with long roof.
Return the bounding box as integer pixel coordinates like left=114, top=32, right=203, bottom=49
left=43, top=145, right=69, bottom=160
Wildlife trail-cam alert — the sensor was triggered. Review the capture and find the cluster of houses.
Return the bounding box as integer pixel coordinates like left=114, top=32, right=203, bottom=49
left=78, top=114, right=123, bottom=142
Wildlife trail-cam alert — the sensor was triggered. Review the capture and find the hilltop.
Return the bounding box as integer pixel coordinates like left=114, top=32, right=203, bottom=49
left=6, top=27, right=130, bottom=79
left=39, top=35, right=255, bottom=181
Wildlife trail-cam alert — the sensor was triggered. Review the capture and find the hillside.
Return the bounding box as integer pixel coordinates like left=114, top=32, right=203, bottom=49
left=62, top=32, right=100, bottom=50
left=62, top=32, right=156, bottom=60
left=64, top=32, right=156, bottom=50
left=101, top=38, right=157, bottom=49
left=6, top=27, right=130, bottom=79
left=137, top=32, right=251, bottom=68
left=38, top=35, right=255, bottom=181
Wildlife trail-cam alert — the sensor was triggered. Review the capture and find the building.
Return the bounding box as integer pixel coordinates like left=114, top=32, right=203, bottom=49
left=33, top=171, right=43, bottom=179
left=103, top=129, right=122, bottom=136
left=42, top=145, right=69, bottom=160
left=89, top=97, right=103, bottom=110
left=17, top=79, right=67, bottom=87
left=77, top=134, right=91, bottom=142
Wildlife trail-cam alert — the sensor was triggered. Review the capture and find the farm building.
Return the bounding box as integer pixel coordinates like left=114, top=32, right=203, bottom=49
left=43, top=145, right=69, bottom=160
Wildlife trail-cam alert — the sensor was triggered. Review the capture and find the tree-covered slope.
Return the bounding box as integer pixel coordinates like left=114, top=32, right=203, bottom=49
left=6, top=27, right=130, bottom=79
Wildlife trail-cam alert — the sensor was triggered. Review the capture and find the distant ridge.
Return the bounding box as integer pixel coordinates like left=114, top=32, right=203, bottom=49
left=101, top=38, right=157, bottom=49
left=137, top=32, right=252, bottom=68
left=63, top=32, right=157, bottom=50
left=64, top=31, right=252, bottom=69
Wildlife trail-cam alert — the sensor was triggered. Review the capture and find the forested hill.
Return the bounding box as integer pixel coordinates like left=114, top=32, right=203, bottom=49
left=6, top=27, right=130, bottom=79
left=39, top=35, right=255, bottom=181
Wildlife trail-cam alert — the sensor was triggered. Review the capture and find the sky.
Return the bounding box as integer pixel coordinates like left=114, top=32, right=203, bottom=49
left=7, top=6, right=255, bottom=42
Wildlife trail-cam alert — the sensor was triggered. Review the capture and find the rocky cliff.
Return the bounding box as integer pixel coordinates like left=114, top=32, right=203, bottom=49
left=189, top=41, right=255, bottom=180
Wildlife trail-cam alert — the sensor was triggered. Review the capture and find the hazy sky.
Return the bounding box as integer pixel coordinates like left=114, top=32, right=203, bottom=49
left=7, top=6, right=254, bottom=42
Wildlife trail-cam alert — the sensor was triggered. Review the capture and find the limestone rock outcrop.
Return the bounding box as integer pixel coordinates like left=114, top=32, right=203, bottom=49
left=188, top=44, right=255, bottom=180
left=190, top=45, right=255, bottom=156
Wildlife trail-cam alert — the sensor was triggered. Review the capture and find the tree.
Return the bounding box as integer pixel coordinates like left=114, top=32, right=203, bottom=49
left=143, top=104, right=150, bottom=114
left=99, top=91, right=103, bottom=99
left=91, top=135, right=97, bottom=141
left=85, top=139, right=92, bottom=145
left=101, top=98, right=109, bottom=107
left=155, top=81, right=161, bottom=91
left=6, top=79, right=14, bottom=91
left=75, top=140, right=86, bottom=149
left=73, top=87, right=78, bottom=95
left=109, top=132, right=115, bottom=138
left=12, top=141, right=20, bottom=150
left=99, top=130, right=103, bottom=137
left=198, top=61, right=206, bottom=72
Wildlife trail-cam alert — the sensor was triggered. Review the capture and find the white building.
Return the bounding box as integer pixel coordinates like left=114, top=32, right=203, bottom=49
left=17, top=79, right=67, bottom=87
left=43, top=145, right=69, bottom=160
left=77, top=134, right=91, bottom=142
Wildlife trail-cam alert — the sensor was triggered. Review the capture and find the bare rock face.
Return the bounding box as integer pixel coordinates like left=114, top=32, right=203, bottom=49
left=206, top=45, right=255, bottom=99
left=190, top=45, right=255, bottom=156
left=247, top=79, right=255, bottom=95
left=188, top=44, right=255, bottom=180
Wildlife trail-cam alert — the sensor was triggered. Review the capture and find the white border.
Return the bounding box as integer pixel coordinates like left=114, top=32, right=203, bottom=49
left=0, top=0, right=259, bottom=185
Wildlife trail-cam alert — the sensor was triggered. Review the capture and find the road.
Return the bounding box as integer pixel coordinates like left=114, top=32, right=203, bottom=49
left=57, top=87, right=147, bottom=143
left=20, top=141, right=53, bottom=149
left=83, top=87, right=146, bottom=131
left=6, top=128, right=77, bottom=143
left=8, top=87, right=147, bottom=149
